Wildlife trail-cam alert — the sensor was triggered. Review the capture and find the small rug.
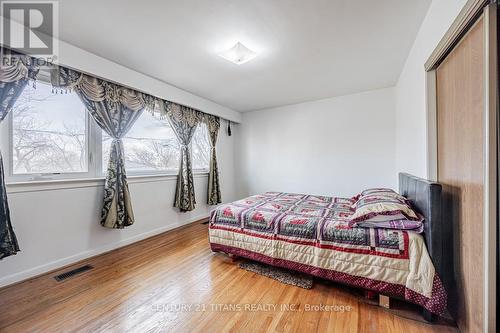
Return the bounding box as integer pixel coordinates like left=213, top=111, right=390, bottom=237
left=239, top=260, right=313, bottom=289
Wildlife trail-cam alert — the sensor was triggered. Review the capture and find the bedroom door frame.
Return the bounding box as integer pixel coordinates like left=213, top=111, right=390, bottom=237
left=425, top=1, right=497, bottom=332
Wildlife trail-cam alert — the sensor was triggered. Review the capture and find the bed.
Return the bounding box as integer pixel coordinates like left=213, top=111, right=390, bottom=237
left=208, top=173, right=449, bottom=318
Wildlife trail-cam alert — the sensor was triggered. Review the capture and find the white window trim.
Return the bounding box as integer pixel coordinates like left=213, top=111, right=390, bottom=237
left=7, top=107, right=97, bottom=182
left=6, top=75, right=97, bottom=182
left=5, top=171, right=210, bottom=194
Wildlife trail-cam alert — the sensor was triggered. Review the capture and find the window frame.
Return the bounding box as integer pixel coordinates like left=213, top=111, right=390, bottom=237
left=102, top=148, right=211, bottom=178
left=100, top=116, right=210, bottom=178
left=6, top=78, right=100, bottom=182
left=190, top=122, right=211, bottom=174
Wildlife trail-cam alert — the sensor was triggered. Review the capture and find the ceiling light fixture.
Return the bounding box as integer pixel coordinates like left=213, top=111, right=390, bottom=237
left=218, top=42, right=257, bottom=65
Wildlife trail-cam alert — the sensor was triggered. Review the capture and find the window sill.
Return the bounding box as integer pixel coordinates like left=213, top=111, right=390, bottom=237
left=6, top=172, right=209, bottom=194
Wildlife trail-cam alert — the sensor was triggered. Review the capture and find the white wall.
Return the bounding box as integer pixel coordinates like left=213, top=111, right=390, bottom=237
left=0, top=43, right=238, bottom=287
left=395, top=0, right=467, bottom=177
left=236, top=88, right=397, bottom=199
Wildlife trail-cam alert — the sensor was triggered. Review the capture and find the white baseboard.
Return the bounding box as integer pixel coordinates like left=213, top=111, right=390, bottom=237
left=0, top=215, right=208, bottom=288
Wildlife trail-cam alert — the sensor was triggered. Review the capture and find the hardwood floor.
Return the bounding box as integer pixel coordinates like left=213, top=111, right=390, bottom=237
left=0, top=222, right=458, bottom=333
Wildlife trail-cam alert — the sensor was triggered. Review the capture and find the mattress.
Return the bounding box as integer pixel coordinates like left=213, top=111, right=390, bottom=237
left=208, top=192, right=447, bottom=315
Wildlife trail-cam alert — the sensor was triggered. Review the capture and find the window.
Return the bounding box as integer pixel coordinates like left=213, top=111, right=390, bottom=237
left=192, top=122, right=210, bottom=171
left=5, top=77, right=212, bottom=182
left=102, top=114, right=211, bottom=174
left=102, top=111, right=180, bottom=174
left=10, top=81, right=89, bottom=178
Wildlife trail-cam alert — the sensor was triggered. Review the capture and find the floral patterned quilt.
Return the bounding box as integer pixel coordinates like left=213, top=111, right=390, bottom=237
left=209, top=192, right=447, bottom=315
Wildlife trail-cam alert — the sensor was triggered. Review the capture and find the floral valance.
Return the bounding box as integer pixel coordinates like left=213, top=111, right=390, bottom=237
left=50, top=66, right=157, bottom=113
left=0, top=48, right=40, bottom=121
left=0, top=48, right=39, bottom=83
left=164, top=102, right=201, bottom=128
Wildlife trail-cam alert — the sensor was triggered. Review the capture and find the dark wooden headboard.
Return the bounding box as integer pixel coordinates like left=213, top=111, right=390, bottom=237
left=398, top=173, right=451, bottom=288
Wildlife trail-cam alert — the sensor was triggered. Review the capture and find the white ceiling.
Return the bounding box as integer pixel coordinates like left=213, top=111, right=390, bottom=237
left=47, top=0, right=430, bottom=112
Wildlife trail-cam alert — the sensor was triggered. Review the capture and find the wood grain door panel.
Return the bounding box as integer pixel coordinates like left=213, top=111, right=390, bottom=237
left=436, top=16, right=484, bottom=333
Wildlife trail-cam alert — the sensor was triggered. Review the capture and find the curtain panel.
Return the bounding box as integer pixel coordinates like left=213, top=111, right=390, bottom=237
left=204, top=114, right=222, bottom=205
left=51, top=67, right=153, bottom=228
left=0, top=49, right=39, bottom=259
left=74, top=77, right=145, bottom=228
left=165, top=102, right=201, bottom=212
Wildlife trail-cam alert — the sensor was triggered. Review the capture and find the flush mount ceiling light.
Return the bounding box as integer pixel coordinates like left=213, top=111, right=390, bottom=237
left=218, top=42, right=257, bottom=65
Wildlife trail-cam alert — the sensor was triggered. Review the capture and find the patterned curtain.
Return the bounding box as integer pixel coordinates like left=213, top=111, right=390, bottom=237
left=205, top=114, right=222, bottom=205
left=165, top=102, right=201, bottom=212
left=51, top=67, right=154, bottom=228
left=0, top=49, right=39, bottom=259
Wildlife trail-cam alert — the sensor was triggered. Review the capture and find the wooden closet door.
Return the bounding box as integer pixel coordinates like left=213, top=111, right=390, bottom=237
left=436, top=16, right=484, bottom=333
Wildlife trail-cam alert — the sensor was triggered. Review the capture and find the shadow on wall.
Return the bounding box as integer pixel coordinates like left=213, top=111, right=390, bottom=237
left=440, top=184, right=461, bottom=322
